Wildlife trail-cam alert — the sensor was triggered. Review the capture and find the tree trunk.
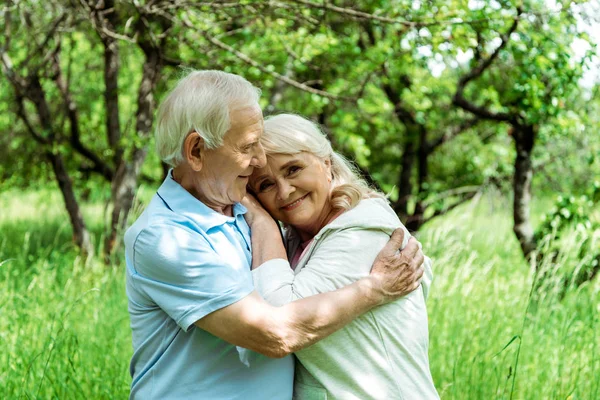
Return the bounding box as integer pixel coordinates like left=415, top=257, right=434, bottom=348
left=105, top=148, right=148, bottom=259
left=406, top=126, right=429, bottom=231
left=19, top=73, right=94, bottom=256
left=47, top=150, right=93, bottom=256
left=512, top=125, right=537, bottom=261
left=394, top=131, right=416, bottom=220
left=104, top=49, right=161, bottom=259
left=100, top=0, right=123, bottom=166
left=104, top=39, right=122, bottom=165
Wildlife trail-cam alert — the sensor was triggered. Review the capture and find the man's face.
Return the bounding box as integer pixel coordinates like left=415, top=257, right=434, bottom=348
left=196, top=104, right=266, bottom=209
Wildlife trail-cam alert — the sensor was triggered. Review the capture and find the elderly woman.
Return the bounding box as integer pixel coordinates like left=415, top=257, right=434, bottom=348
left=246, top=114, right=439, bottom=399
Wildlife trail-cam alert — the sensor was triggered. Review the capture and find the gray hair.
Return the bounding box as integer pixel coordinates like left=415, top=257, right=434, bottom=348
left=155, top=70, right=261, bottom=167
left=261, top=114, right=384, bottom=211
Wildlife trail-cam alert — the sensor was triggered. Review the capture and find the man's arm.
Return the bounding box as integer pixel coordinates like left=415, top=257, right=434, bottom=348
left=196, top=278, right=383, bottom=358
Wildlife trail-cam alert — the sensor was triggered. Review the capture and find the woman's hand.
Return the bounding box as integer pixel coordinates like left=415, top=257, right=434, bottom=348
left=368, top=228, right=425, bottom=304
left=241, top=193, right=272, bottom=227
left=242, top=193, right=287, bottom=269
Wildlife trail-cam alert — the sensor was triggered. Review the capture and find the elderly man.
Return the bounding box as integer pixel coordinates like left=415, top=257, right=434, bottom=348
left=124, top=70, right=425, bottom=399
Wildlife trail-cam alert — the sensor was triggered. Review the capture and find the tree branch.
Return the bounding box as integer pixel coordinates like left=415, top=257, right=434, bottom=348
left=15, top=95, right=50, bottom=145
left=453, top=7, right=523, bottom=124
left=17, top=12, right=67, bottom=72
left=428, top=117, right=480, bottom=151
left=51, top=53, right=114, bottom=181
left=421, top=190, right=479, bottom=224
left=179, top=13, right=353, bottom=101
left=290, top=0, right=523, bottom=28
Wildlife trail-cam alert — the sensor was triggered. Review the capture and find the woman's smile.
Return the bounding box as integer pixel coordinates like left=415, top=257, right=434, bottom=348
left=281, top=194, right=308, bottom=211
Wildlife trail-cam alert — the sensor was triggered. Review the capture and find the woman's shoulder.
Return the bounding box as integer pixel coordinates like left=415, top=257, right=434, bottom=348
left=318, top=198, right=402, bottom=236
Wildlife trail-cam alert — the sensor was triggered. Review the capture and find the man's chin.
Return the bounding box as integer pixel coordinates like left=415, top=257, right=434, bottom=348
left=232, top=190, right=247, bottom=204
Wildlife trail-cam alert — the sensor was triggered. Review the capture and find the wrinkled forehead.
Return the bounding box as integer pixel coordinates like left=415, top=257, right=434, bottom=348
left=229, top=103, right=263, bottom=125
left=249, top=152, right=305, bottom=181
left=224, top=104, right=264, bottom=141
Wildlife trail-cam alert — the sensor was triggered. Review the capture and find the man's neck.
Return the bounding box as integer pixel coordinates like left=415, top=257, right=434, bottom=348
left=173, top=166, right=234, bottom=217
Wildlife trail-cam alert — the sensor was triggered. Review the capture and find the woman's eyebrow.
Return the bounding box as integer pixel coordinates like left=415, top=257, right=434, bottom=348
left=279, top=160, right=298, bottom=170
left=253, top=174, right=269, bottom=184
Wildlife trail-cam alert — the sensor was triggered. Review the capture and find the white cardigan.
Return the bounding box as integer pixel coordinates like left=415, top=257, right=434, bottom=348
left=252, top=198, right=439, bottom=400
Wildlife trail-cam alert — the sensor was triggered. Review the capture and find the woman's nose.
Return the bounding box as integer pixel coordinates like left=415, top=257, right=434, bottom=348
left=277, top=181, right=295, bottom=201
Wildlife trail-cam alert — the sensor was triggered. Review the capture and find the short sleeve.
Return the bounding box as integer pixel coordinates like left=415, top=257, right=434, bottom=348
left=130, top=223, right=254, bottom=331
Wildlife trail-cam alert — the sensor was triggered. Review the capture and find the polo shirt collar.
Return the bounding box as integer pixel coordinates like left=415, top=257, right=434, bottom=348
left=157, top=170, right=247, bottom=231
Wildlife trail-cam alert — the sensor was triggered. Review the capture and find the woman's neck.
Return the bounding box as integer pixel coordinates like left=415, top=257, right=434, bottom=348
left=296, top=207, right=343, bottom=242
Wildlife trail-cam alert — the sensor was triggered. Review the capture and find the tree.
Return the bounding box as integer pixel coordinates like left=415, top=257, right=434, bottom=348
left=451, top=0, right=598, bottom=284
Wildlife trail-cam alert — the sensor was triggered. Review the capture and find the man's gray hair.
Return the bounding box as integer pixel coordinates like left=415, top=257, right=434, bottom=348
left=155, top=70, right=261, bottom=167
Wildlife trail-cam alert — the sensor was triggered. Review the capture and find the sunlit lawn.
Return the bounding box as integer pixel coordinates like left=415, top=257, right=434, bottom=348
left=0, top=187, right=598, bottom=399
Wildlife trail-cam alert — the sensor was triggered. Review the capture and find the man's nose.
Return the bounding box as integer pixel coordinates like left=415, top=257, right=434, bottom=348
left=251, top=143, right=267, bottom=168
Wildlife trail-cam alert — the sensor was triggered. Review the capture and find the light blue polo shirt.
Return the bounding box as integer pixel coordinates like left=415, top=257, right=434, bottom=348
left=124, top=173, right=294, bottom=399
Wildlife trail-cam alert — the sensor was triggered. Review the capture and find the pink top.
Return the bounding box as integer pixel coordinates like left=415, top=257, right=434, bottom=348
left=290, top=238, right=314, bottom=270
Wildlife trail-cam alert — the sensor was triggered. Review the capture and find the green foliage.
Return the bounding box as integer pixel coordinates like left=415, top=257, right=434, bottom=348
left=533, top=183, right=600, bottom=292
left=535, top=187, right=600, bottom=243
left=1, top=0, right=597, bottom=212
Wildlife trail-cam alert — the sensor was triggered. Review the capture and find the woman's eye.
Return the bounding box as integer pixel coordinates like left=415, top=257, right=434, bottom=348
left=287, top=166, right=301, bottom=176
left=259, top=181, right=273, bottom=192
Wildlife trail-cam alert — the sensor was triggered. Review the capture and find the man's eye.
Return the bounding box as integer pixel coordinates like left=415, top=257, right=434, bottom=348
left=242, top=143, right=256, bottom=153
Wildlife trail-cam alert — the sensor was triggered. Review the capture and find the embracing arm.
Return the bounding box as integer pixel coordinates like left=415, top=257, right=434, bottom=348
left=254, top=226, right=434, bottom=306
left=195, top=274, right=388, bottom=358
left=207, top=196, right=424, bottom=357
left=196, top=226, right=423, bottom=358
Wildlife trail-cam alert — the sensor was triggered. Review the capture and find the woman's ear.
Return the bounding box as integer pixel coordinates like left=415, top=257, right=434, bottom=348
left=183, top=132, right=205, bottom=172
left=325, top=158, right=332, bottom=182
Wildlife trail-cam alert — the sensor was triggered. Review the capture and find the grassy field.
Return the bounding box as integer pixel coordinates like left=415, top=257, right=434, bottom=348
left=1, top=187, right=598, bottom=399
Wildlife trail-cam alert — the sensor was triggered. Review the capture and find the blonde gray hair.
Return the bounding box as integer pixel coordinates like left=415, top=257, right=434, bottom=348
left=155, top=70, right=261, bottom=167
left=261, top=114, right=384, bottom=211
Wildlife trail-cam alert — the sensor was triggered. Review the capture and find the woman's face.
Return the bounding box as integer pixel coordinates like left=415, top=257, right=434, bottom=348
left=249, top=152, right=333, bottom=238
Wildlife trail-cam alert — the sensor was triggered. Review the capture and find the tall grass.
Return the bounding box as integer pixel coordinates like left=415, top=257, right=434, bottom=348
left=0, top=188, right=598, bottom=399
left=423, top=193, right=600, bottom=399
left=0, top=189, right=131, bottom=399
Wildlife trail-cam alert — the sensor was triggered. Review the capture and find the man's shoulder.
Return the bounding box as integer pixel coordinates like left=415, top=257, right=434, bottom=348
left=124, top=195, right=208, bottom=254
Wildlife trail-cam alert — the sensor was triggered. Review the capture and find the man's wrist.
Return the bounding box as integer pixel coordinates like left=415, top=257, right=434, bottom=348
left=357, top=275, right=386, bottom=308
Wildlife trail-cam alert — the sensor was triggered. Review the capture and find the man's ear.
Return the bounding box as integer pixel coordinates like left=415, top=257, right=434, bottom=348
left=183, top=132, right=205, bottom=171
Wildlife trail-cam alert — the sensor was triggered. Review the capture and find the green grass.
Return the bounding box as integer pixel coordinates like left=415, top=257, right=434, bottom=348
left=0, top=189, right=131, bottom=399
left=0, top=187, right=598, bottom=399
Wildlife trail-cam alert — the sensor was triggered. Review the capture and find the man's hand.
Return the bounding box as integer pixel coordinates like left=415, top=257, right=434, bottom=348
left=368, top=228, right=425, bottom=305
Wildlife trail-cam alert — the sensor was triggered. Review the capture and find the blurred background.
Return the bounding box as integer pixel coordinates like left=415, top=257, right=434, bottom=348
left=1, top=0, right=599, bottom=398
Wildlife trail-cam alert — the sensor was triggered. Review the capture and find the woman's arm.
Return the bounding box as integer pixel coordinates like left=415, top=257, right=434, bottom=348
left=252, top=227, right=410, bottom=305
left=243, top=195, right=425, bottom=306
